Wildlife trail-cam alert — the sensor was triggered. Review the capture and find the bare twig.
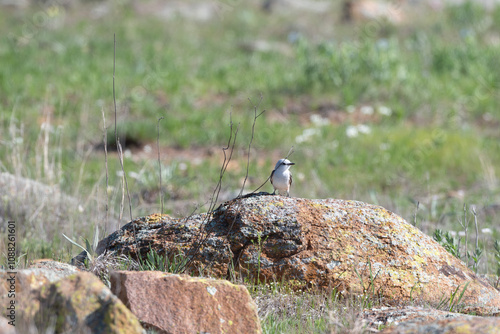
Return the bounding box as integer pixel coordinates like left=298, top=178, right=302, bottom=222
left=208, top=113, right=240, bottom=214
left=238, top=95, right=266, bottom=198
left=102, top=108, right=109, bottom=232
left=157, top=116, right=164, bottom=215
left=113, top=33, right=117, bottom=145
left=117, top=140, right=133, bottom=221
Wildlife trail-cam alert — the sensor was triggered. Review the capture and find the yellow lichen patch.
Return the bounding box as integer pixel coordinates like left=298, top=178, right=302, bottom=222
left=413, top=255, right=426, bottom=265
left=453, top=323, right=472, bottom=333
left=145, top=213, right=168, bottom=224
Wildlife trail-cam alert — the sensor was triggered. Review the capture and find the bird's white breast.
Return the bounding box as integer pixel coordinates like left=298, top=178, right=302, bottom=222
left=273, top=170, right=291, bottom=190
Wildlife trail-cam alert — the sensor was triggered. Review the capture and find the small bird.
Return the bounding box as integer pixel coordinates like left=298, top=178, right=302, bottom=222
left=270, top=158, right=295, bottom=197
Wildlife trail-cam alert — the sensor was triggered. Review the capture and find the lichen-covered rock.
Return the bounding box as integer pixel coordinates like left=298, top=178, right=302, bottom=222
left=363, top=306, right=500, bottom=333
left=110, top=270, right=261, bottom=334
left=380, top=316, right=500, bottom=334
left=17, top=271, right=144, bottom=334
left=91, top=195, right=500, bottom=310
left=363, top=306, right=485, bottom=327
left=0, top=260, right=81, bottom=320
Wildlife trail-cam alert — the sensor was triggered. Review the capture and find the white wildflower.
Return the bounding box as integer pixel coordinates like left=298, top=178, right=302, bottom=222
left=128, top=171, right=140, bottom=180
left=346, top=105, right=356, bottom=113
left=310, top=114, right=330, bottom=126
left=357, top=124, right=371, bottom=134
left=360, top=105, right=374, bottom=115
left=295, top=128, right=320, bottom=143
left=346, top=126, right=359, bottom=138
left=481, top=228, right=492, bottom=234
left=378, top=106, right=392, bottom=116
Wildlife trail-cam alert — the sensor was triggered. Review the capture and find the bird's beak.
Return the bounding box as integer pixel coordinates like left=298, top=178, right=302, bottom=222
left=288, top=162, right=295, bottom=165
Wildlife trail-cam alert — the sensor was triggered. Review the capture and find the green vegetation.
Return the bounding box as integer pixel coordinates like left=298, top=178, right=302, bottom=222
left=1, top=1, right=500, bottom=332
left=436, top=281, right=471, bottom=313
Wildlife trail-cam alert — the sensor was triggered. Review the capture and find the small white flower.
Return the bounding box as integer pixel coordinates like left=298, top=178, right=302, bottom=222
left=310, top=114, right=330, bottom=126
left=40, top=122, right=53, bottom=131
left=304, top=128, right=320, bottom=136
left=129, top=171, right=140, bottom=180
left=449, top=231, right=457, bottom=237
left=346, top=126, right=359, bottom=138
left=360, top=105, right=374, bottom=115
left=143, top=145, right=152, bottom=153
left=378, top=106, right=392, bottom=116
left=458, top=231, right=466, bottom=237
left=346, top=105, right=356, bottom=113
left=295, top=128, right=320, bottom=143
left=357, top=124, right=371, bottom=134
left=481, top=228, right=492, bottom=234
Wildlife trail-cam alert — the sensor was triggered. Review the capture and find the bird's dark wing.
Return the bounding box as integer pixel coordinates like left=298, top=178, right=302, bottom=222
left=270, top=169, right=275, bottom=185
left=289, top=173, right=293, bottom=186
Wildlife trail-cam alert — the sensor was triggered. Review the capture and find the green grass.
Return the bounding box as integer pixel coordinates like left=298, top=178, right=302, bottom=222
left=1, top=1, right=500, bottom=331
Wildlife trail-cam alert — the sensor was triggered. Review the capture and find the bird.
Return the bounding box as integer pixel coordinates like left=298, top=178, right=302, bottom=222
left=270, top=158, right=295, bottom=197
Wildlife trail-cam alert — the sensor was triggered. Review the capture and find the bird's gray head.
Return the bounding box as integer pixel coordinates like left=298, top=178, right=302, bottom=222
left=275, top=158, right=295, bottom=171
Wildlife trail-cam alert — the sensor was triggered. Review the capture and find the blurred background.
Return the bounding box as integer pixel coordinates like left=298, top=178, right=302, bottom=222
left=0, top=0, right=499, bottom=269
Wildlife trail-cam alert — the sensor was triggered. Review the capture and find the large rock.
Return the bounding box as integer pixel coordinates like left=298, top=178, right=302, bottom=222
left=6, top=271, right=143, bottom=333
left=381, top=316, right=500, bottom=334
left=0, top=260, right=76, bottom=289
left=363, top=306, right=500, bottom=333
left=0, top=260, right=81, bottom=314
left=110, top=270, right=261, bottom=334
left=92, top=196, right=500, bottom=311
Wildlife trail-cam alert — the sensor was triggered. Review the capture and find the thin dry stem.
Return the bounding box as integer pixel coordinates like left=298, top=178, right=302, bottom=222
left=117, top=140, right=132, bottom=221
left=238, top=95, right=265, bottom=198
left=102, top=108, right=109, bottom=232
left=157, top=116, right=164, bottom=215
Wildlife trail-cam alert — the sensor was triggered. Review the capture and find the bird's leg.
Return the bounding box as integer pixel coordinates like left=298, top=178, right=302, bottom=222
left=287, top=191, right=290, bottom=197
left=272, top=190, right=276, bottom=195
